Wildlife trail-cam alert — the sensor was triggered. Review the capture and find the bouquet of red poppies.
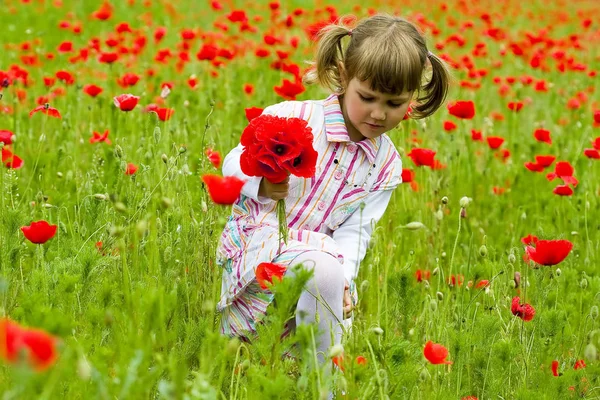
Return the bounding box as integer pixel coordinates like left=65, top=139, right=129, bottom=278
left=240, top=114, right=318, bottom=247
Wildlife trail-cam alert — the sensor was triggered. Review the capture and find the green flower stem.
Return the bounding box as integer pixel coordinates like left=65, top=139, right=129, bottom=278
left=277, top=199, right=288, bottom=254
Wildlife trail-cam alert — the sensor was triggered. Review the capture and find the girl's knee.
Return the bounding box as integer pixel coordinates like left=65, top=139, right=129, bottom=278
left=293, top=251, right=345, bottom=289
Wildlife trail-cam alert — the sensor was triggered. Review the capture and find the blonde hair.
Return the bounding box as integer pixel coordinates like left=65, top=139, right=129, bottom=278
left=303, top=14, right=450, bottom=119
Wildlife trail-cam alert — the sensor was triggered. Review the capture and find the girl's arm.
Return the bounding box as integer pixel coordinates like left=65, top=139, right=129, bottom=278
left=332, top=189, right=395, bottom=283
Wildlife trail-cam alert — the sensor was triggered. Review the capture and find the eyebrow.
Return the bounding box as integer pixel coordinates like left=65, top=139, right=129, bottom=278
left=357, top=89, right=410, bottom=102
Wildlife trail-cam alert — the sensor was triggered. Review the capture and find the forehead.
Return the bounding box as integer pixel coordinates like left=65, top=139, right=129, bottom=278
left=351, top=78, right=412, bottom=98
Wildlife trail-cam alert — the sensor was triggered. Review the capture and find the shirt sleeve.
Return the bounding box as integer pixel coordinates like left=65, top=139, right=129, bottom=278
left=332, top=188, right=395, bottom=283
left=221, top=102, right=293, bottom=203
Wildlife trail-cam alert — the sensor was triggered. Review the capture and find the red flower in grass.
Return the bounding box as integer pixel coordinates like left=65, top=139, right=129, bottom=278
left=507, top=101, right=524, bottom=112
left=113, top=94, right=139, bottom=111
left=0, top=130, right=14, bottom=145
left=534, top=128, right=551, bottom=144
left=155, top=107, right=175, bottom=121
left=525, top=238, right=572, bottom=266
left=423, top=341, right=452, bottom=365
left=332, top=353, right=345, bottom=372
left=535, top=155, right=555, bottom=168
left=574, top=360, right=586, bottom=370
left=255, top=262, right=287, bottom=289
left=471, top=129, right=483, bottom=141
left=524, top=162, right=545, bottom=172
left=244, top=107, right=263, bottom=122
left=205, top=148, right=221, bottom=169
left=273, top=79, right=305, bottom=100
left=125, top=163, right=138, bottom=175
left=553, top=185, right=573, bottom=196
left=89, top=130, right=111, bottom=144
left=240, top=115, right=317, bottom=183
left=21, top=221, right=57, bottom=244
left=415, top=269, right=430, bottom=282
left=443, top=120, right=457, bottom=132
left=546, top=161, right=578, bottom=186
left=83, top=84, right=103, bottom=97
left=401, top=168, right=415, bottom=183
left=593, top=137, right=600, bottom=150
left=407, top=148, right=436, bottom=168
left=594, top=111, right=600, bottom=125
left=1, top=148, right=23, bottom=169
left=201, top=174, right=246, bottom=205
left=447, top=100, right=475, bottom=119
left=355, top=355, right=368, bottom=366
left=583, top=148, right=600, bottom=159
left=98, top=52, right=119, bottom=64
left=511, top=296, right=535, bottom=321
left=475, top=279, right=490, bottom=289
left=0, top=318, right=58, bottom=371
left=92, top=1, right=113, bottom=20
left=486, top=136, right=504, bottom=149
left=29, top=104, right=61, bottom=118
left=552, top=360, right=560, bottom=376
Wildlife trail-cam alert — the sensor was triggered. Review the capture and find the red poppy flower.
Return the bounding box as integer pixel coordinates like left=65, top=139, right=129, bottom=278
left=243, top=83, right=254, bottom=95
left=0, top=318, right=58, bottom=371
left=521, top=234, right=538, bottom=246
left=524, top=162, right=544, bottom=172
left=583, top=148, right=600, bottom=159
left=574, top=360, right=586, bottom=370
left=535, top=155, right=555, bottom=167
left=407, top=148, right=436, bottom=168
left=511, top=297, right=535, bottom=321
left=551, top=360, right=560, bottom=376
left=332, top=353, right=345, bottom=371
left=201, top=174, right=246, bottom=205
left=0, top=130, right=14, bottom=145
left=113, top=94, right=140, bottom=111
left=90, top=130, right=111, bottom=145
left=423, top=341, right=452, bottom=365
left=594, top=111, right=600, bottom=125
left=92, top=1, right=113, bottom=20
left=1, top=147, right=23, bottom=169
left=244, top=107, right=263, bottom=122
left=21, top=221, right=57, bottom=244
left=197, top=44, right=218, bottom=61
left=355, top=355, right=367, bottom=366
left=546, top=161, right=578, bottom=186
left=98, top=52, right=119, bottom=64
left=117, top=73, right=140, bottom=88
left=29, top=104, right=61, bottom=118
left=525, top=238, right=572, bottom=266
left=255, top=262, right=287, bottom=289
left=471, top=129, right=483, bottom=141
left=592, top=137, right=600, bottom=150
left=475, top=279, right=490, bottom=289
left=155, top=108, right=175, bottom=121
left=443, top=120, right=457, bottom=131
left=83, top=84, right=103, bottom=97
left=415, top=269, right=430, bottom=282
left=553, top=185, right=573, bottom=196
left=125, top=163, right=138, bottom=175
left=205, top=148, right=221, bottom=169
left=273, top=79, right=305, bottom=100
left=486, top=136, right=504, bottom=149
left=447, top=100, right=475, bottom=119
left=533, top=129, right=551, bottom=144
left=240, top=115, right=317, bottom=182
left=507, top=101, right=524, bottom=112
left=401, top=168, right=415, bottom=183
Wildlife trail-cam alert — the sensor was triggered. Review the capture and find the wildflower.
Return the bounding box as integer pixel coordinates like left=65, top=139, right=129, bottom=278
left=574, top=360, right=586, bottom=370
left=551, top=360, right=560, bottom=376
left=447, top=100, right=475, bottom=119
left=113, top=94, right=140, bottom=111
left=125, top=163, right=138, bottom=175
left=83, top=84, right=103, bottom=97
left=443, top=120, right=457, bottom=132
left=201, top=174, right=246, bottom=205
left=89, top=130, right=111, bottom=145
left=0, top=130, right=14, bottom=145
left=355, top=355, right=367, bottom=366
left=583, top=148, right=600, bottom=159
left=507, top=101, right=524, bottom=112
left=1, top=148, right=23, bottom=169
left=523, top=237, right=572, bottom=266
left=205, top=148, right=221, bottom=168
left=0, top=318, right=58, bottom=371
left=154, top=107, right=175, bottom=121
left=29, top=104, right=61, bottom=118
left=274, top=79, right=305, bottom=100
left=407, top=148, right=437, bottom=168
left=553, top=185, right=573, bottom=196
left=511, top=296, right=535, bottom=321
left=415, top=269, right=430, bottom=282
left=255, top=262, right=287, bottom=290
left=20, top=221, right=57, bottom=244
left=423, top=341, right=452, bottom=364
left=98, top=52, right=119, bottom=64
left=533, top=129, right=552, bottom=144
left=486, top=136, right=504, bottom=149
left=244, top=107, right=263, bottom=122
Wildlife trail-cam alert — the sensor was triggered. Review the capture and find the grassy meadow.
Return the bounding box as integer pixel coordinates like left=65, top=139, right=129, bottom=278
left=0, top=0, right=599, bottom=398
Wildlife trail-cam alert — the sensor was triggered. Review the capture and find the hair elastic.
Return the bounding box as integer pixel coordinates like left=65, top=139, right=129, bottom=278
left=427, top=50, right=434, bottom=58
left=347, top=29, right=353, bottom=37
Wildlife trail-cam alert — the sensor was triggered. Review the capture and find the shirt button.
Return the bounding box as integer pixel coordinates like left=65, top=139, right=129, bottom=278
left=302, top=224, right=310, bottom=230
left=317, top=201, right=326, bottom=211
left=347, top=144, right=357, bottom=154
left=334, top=170, right=344, bottom=180
left=337, top=254, right=344, bottom=264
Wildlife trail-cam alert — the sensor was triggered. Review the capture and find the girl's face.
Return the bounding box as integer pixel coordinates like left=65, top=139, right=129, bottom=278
left=340, top=77, right=413, bottom=142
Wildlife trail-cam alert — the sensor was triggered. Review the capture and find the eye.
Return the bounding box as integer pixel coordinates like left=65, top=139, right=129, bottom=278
left=389, top=102, right=403, bottom=108
left=358, top=94, right=373, bottom=102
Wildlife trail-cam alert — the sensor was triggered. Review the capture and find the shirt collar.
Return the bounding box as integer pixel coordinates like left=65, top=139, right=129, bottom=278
left=323, top=94, right=380, bottom=164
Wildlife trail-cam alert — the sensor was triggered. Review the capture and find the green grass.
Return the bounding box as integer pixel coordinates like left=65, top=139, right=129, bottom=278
left=0, top=0, right=599, bottom=398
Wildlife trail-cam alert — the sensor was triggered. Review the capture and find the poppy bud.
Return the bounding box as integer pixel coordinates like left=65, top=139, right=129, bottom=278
left=436, top=291, right=444, bottom=301
left=514, top=271, right=521, bottom=288
left=94, top=193, right=107, bottom=200
left=408, top=328, right=415, bottom=336
left=404, top=221, right=426, bottom=230
left=580, top=278, right=588, bottom=289
left=555, top=268, right=561, bottom=276
left=430, top=299, right=437, bottom=311
left=161, top=197, right=172, bottom=209
left=508, top=253, right=516, bottom=264
left=179, top=146, right=187, bottom=154
left=328, top=344, right=344, bottom=358
left=591, top=306, right=599, bottom=320
left=441, top=252, right=447, bottom=259
left=114, top=144, right=123, bottom=158
left=114, top=202, right=127, bottom=213
left=360, top=280, right=369, bottom=292
left=435, top=208, right=443, bottom=221
left=584, top=343, right=597, bottom=361
left=432, top=267, right=439, bottom=276
left=419, top=369, right=430, bottom=381
left=423, top=280, right=430, bottom=290
left=370, top=326, right=384, bottom=335
left=441, top=196, right=449, bottom=205
left=57, top=171, right=63, bottom=178
left=153, top=126, right=161, bottom=143
left=479, top=245, right=488, bottom=257
left=459, top=196, right=471, bottom=208
left=77, top=357, right=92, bottom=381
left=509, top=280, right=516, bottom=289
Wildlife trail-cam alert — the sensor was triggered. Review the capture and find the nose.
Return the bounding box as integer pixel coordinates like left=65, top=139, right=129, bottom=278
left=370, top=108, right=386, bottom=121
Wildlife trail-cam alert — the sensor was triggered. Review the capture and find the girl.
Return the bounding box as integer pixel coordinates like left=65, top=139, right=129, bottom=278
left=216, top=14, right=450, bottom=364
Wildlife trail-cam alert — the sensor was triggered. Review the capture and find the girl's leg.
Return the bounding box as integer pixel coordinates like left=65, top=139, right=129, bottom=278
left=286, top=251, right=346, bottom=364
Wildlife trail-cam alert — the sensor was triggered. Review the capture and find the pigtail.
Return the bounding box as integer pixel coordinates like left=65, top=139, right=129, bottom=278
left=412, top=52, right=451, bottom=119
left=303, top=24, right=352, bottom=93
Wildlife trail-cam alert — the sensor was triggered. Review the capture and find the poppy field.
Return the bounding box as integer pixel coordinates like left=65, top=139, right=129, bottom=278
left=1, top=0, right=600, bottom=398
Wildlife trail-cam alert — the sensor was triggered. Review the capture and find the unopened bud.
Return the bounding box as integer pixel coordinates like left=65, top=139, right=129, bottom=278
left=508, top=253, right=516, bottom=264
left=178, top=146, right=187, bottom=154
left=370, top=326, right=384, bottom=336
left=580, top=278, right=588, bottom=289
left=94, top=193, right=107, bottom=200
left=436, top=291, right=444, bottom=301
left=77, top=357, right=92, bottom=381
left=434, top=208, right=443, bottom=221
left=136, top=220, right=148, bottom=236
left=404, top=221, right=426, bottom=230
left=328, top=344, right=344, bottom=358
left=56, top=171, right=63, bottom=178
left=114, top=145, right=123, bottom=158
left=459, top=196, right=471, bottom=208
left=153, top=126, right=162, bottom=143
left=161, top=197, right=172, bottom=209
left=423, top=280, right=430, bottom=290
left=555, top=268, right=561, bottom=277
left=419, top=369, right=430, bottom=381
left=161, top=153, right=168, bottom=164
left=430, top=299, right=437, bottom=311
left=441, top=196, right=449, bottom=205
left=584, top=343, right=597, bottom=361
left=441, top=252, right=447, bottom=259
left=432, top=267, right=439, bottom=276
left=479, top=245, right=488, bottom=257
left=114, top=202, right=127, bottom=213
left=590, top=306, right=599, bottom=320
left=460, top=208, right=467, bottom=218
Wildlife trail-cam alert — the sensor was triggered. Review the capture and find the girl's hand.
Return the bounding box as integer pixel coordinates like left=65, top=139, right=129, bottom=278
left=258, top=176, right=290, bottom=201
left=343, top=279, right=353, bottom=319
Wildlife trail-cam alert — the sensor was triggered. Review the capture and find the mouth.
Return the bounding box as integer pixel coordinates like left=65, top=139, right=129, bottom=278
left=365, top=122, right=384, bottom=129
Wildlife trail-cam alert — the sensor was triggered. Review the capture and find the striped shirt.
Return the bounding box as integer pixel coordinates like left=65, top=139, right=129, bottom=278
left=216, top=94, right=402, bottom=337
